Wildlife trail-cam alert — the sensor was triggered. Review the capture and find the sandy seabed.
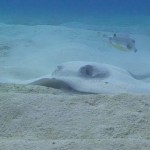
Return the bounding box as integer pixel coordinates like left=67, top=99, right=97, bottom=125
left=0, top=83, right=150, bottom=150
left=0, top=23, right=150, bottom=149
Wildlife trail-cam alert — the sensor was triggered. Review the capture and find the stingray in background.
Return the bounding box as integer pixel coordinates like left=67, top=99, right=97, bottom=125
left=28, top=61, right=150, bottom=94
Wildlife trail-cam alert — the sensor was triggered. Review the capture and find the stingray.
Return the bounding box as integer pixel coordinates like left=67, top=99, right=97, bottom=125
left=27, top=61, right=150, bottom=94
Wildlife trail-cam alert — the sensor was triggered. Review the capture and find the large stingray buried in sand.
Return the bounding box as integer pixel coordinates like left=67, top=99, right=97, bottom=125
left=28, top=61, right=150, bottom=94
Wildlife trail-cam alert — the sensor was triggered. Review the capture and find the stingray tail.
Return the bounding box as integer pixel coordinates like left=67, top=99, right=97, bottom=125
left=129, top=72, right=150, bottom=80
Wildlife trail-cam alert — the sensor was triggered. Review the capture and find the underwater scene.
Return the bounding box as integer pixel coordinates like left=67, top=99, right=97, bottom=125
left=0, top=0, right=150, bottom=149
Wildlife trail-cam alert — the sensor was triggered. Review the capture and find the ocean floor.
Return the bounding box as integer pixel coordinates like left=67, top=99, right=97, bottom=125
left=0, top=23, right=150, bottom=149
left=0, top=83, right=150, bottom=149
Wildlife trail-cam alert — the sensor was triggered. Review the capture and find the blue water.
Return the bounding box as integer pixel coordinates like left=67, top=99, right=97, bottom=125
left=0, top=0, right=150, bottom=26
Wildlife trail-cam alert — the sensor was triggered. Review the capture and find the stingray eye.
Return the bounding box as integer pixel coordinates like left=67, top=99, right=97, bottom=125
left=52, top=65, right=63, bottom=75
left=79, top=65, right=94, bottom=77
left=79, top=65, right=110, bottom=78
left=57, top=65, right=63, bottom=71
